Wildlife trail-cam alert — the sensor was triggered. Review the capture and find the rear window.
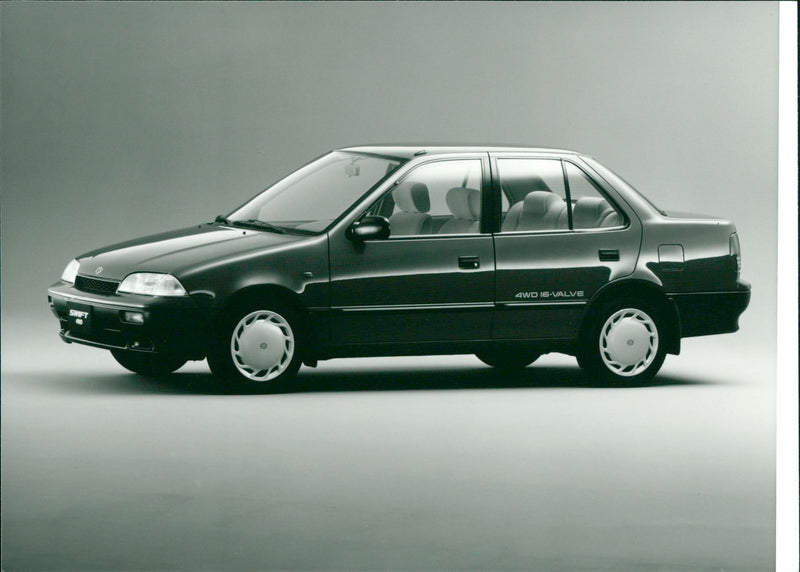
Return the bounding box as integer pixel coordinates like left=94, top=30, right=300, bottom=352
left=583, top=156, right=666, bottom=216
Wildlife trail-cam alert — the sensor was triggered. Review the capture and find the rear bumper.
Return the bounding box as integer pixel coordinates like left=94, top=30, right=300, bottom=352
left=669, top=280, right=751, bottom=338
left=48, top=282, right=215, bottom=359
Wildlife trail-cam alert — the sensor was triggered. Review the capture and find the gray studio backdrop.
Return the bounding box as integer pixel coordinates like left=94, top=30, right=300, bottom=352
left=1, top=1, right=777, bottom=359
left=0, top=3, right=781, bottom=570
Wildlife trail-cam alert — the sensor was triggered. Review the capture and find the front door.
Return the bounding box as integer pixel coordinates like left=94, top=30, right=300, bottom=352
left=329, top=156, right=495, bottom=345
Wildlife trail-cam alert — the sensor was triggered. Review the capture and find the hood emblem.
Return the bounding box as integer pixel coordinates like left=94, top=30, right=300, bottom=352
left=95, top=266, right=104, bottom=275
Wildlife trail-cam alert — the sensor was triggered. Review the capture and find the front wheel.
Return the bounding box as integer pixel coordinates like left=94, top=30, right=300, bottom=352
left=111, top=349, right=186, bottom=376
left=207, top=302, right=302, bottom=392
left=577, top=299, right=666, bottom=385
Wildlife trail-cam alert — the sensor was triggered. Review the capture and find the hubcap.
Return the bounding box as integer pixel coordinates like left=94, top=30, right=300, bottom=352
left=231, top=310, right=294, bottom=381
left=599, top=308, right=658, bottom=377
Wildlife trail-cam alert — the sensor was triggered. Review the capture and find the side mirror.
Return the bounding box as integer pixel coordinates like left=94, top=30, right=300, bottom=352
left=346, top=215, right=390, bottom=241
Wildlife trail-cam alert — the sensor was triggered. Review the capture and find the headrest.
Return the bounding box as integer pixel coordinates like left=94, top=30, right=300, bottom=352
left=502, top=176, right=552, bottom=199
left=573, top=197, right=612, bottom=227
left=523, top=191, right=563, bottom=216
left=393, top=181, right=430, bottom=214
left=445, top=187, right=481, bottom=220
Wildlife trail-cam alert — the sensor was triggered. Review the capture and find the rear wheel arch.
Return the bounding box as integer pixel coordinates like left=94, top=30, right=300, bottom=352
left=581, top=280, right=680, bottom=355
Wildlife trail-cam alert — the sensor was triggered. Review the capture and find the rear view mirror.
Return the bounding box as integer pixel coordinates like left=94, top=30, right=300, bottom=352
left=346, top=216, right=390, bottom=241
left=345, top=163, right=361, bottom=177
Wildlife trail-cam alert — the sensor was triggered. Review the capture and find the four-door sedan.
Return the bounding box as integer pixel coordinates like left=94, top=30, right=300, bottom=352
left=48, top=145, right=750, bottom=390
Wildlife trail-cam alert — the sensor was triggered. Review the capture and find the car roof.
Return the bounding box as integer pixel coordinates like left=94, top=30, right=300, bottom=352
left=338, top=144, right=581, bottom=160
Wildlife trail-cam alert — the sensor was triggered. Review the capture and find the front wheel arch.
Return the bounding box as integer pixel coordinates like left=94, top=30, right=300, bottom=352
left=207, top=297, right=304, bottom=392
left=220, top=285, right=319, bottom=365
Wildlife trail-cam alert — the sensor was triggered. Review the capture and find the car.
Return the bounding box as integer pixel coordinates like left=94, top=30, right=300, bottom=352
left=48, top=145, right=750, bottom=390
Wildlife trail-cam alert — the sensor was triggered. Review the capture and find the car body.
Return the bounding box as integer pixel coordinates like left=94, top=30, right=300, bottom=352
left=48, top=145, right=750, bottom=389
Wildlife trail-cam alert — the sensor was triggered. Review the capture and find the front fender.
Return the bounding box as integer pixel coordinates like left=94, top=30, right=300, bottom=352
left=178, top=234, right=330, bottom=311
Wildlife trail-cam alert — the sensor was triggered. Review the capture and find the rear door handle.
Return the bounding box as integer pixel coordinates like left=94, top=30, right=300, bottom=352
left=458, top=256, right=480, bottom=269
left=598, top=249, right=619, bottom=262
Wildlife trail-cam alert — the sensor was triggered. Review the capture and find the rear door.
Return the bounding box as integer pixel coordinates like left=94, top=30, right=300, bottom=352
left=491, top=154, right=641, bottom=340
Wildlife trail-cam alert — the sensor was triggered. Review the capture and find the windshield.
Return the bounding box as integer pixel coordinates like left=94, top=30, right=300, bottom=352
left=228, top=151, right=404, bottom=233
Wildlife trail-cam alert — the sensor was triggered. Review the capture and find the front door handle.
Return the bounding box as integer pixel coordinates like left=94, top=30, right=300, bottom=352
left=458, top=256, right=480, bottom=269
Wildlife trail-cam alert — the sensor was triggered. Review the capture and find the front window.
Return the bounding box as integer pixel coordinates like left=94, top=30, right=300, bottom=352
left=229, top=151, right=404, bottom=233
left=367, top=159, right=483, bottom=236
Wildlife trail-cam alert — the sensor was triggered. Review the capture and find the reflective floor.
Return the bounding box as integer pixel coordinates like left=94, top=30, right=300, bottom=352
left=2, top=331, right=776, bottom=571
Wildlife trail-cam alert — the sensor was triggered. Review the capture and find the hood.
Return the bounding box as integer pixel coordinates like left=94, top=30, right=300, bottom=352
left=77, top=224, right=306, bottom=281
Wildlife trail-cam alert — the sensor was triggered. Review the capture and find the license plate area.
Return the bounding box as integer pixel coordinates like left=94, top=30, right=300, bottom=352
left=67, top=302, right=93, bottom=335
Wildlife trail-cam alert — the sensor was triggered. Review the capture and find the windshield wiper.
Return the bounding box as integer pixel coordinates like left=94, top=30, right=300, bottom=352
left=214, top=215, right=232, bottom=225
left=230, top=219, right=287, bottom=234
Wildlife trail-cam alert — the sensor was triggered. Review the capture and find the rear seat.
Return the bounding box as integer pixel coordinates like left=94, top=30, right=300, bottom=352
left=502, top=191, right=568, bottom=232
left=572, top=197, right=619, bottom=229
left=502, top=193, right=621, bottom=231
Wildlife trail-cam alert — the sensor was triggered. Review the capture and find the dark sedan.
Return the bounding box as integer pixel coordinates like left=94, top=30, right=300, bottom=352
left=48, top=145, right=750, bottom=391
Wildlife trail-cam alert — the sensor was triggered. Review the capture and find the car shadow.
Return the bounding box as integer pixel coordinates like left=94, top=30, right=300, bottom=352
left=12, top=361, right=716, bottom=397
left=275, top=364, right=714, bottom=394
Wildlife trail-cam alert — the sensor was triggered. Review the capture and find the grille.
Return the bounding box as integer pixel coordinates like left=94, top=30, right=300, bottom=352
left=75, top=275, right=120, bottom=295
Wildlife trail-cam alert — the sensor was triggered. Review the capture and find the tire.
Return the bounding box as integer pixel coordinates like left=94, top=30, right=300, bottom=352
left=207, top=301, right=302, bottom=393
left=577, top=298, right=666, bottom=385
left=475, top=348, right=540, bottom=370
left=111, top=349, right=186, bottom=376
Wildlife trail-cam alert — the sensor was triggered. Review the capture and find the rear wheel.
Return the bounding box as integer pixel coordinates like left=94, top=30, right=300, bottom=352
left=207, top=301, right=302, bottom=393
left=475, top=349, right=540, bottom=370
left=577, top=298, right=666, bottom=385
left=111, top=349, right=186, bottom=376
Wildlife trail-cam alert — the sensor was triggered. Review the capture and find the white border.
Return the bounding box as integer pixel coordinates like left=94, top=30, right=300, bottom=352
left=776, top=2, right=798, bottom=571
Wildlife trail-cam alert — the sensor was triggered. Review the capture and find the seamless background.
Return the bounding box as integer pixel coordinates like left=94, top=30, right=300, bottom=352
left=1, top=1, right=778, bottom=339
left=1, top=2, right=781, bottom=570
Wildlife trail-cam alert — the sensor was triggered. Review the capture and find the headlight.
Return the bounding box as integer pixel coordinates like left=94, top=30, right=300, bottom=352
left=117, top=273, right=188, bottom=297
left=61, top=259, right=80, bottom=284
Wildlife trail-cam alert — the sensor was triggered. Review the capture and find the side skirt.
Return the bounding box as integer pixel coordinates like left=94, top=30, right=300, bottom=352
left=314, top=338, right=578, bottom=360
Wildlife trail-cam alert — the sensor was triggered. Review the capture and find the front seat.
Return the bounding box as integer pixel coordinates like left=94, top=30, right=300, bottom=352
left=389, top=181, right=432, bottom=236
left=438, top=187, right=481, bottom=234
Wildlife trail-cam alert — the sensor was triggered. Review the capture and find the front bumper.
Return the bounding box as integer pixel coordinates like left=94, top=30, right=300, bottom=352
left=670, top=280, right=751, bottom=338
left=48, top=282, right=215, bottom=359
